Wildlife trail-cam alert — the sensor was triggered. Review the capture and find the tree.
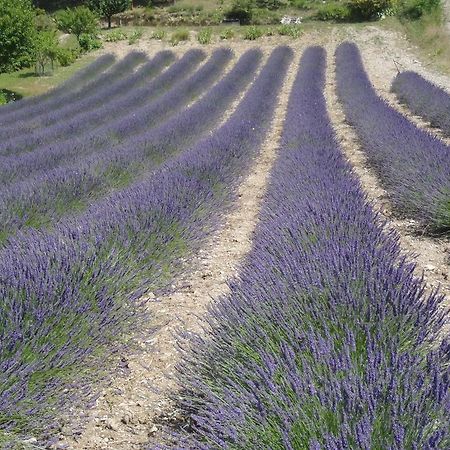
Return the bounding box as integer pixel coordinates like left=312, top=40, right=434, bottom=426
left=0, top=0, right=37, bottom=73
left=34, top=30, right=60, bottom=75
left=90, top=0, right=131, bottom=28
left=56, top=6, right=99, bottom=42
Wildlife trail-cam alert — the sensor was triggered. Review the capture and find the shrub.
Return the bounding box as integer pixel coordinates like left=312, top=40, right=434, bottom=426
left=56, top=6, right=99, bottom=41
left=150, top=28, right=166, bottom=39
left=128, top=29, right=143, bottom=44
left=278, top=24, right=302, bottom=37
left=220, top=28, right=235, bottom=39
left=243, top=25, right=265, bottom=39
left=225, top=0, right=254, bottom=24
left=78, top=33, right=103, bottom=52
left=396, top=0, right=440, bottom=18
left=197, top=27, right=212, bottom=44
left=256, top=0, right=283, bottom=9
left=347, top=0, right=391, bottom=19
left=0, top=92, right=7, bottom=105
left=0, top=0, right=37, bottom=73
left=170, top=29, right=189, bottom=45
left=56, top=47, right=80, bottom=66
left=289, top=0, right=310, bottom=8
left=103, top=28, right=128, bottom=41
left=316, top=2, right=351, bottom=20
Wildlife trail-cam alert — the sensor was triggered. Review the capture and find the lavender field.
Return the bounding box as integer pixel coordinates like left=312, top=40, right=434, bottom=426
left=0, top=41, right=448, bottom=449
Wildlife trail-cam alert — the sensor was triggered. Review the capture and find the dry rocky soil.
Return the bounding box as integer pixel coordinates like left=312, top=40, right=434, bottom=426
left=46, top=25, right=450, bottom=450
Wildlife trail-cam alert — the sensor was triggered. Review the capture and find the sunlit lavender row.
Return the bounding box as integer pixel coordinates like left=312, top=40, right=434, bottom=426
left=391, top=70, right=450, bottom=137
left=0, top=54, right=116, bottom=120
left=0, top=49, right=207, bottom=157
left=0, top=46, right=292, bottom=440
left=161, top=45, right=449, bottom=450
left=335, top=42, right=450, bottom=232
left=0, top=49, right=261, bottom=243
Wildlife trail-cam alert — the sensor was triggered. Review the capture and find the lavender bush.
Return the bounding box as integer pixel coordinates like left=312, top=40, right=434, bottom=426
left=0, top=49, right=262, bottom=243
left=0, top=54, right=115, bottom=119
left=158, top=46, right=449, bottom=450
left=392, top=71, right=450, bottom=137
left=336, top=42, right=450, bottom=232
left=0, top=46, right=292, bottom=443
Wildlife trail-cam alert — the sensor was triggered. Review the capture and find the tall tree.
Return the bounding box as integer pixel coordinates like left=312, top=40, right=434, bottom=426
left=90, top=0, right=131, bottom=28
left=0, top=0, right=37, bottom=73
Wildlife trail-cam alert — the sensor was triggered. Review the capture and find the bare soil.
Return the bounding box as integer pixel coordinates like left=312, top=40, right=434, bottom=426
left=53, top=26, right=448, bottom=450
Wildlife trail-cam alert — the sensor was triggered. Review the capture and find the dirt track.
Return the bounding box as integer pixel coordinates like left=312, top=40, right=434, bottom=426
left=56, top=26, right=449, bottom=450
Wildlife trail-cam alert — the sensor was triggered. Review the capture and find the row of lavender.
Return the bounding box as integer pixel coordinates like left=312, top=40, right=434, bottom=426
left=0, top=47, right=293, bottom=443
left=335, top=42, right=450, bottom=232
left=0, top=49, right=205, bottom=157
left=0, top=54, right=116, bottom=120
left=160, top=47, right=449, bottom=449
left=0, top=49, right=261, bottom=244
left=391, top=70, right=450, bottom=137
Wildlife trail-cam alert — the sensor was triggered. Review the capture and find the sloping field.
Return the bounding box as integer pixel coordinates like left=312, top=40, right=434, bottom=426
left=0, top=27, right=449, bottom=450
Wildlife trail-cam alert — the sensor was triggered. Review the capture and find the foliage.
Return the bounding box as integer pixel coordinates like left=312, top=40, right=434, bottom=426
left=78, top=32, right=102, bottom=51
left=347, top=0, right=391, bottom=19
left=56, top=47, right=80, bottom=66
left=103, top=28, right=128, bottom=41
left=34, top=30, right=60, bottom=75
left=256, top=0, right=283, bottom=9
left=150, top=28, right=166, bottom=39
left=197, top=27, right=213, bottom=44
left=128, top=29, right=143, bottom=44
left=55, top=6, right=99, bottom=39
left=277, top=23, right=302, bottom=36
left=243, top=25, right=265, bottom=39
left=169, top=28, right=189, bottom=45
left=289, top=0, right=310, bottom=8
left=225, top=0, right=255, bottom=24
left=316, top=2, right=351, bottom=20
left=395, top=0, right=441, bottom=18
left=89, top=0, right=131, bottom=28
left=0, top=0, right=37, bottom=73
left=220, top=27, right=235, bottom=39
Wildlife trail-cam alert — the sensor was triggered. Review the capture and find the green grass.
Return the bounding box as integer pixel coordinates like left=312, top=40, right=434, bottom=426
left=0, top=53, right=97, bottom=99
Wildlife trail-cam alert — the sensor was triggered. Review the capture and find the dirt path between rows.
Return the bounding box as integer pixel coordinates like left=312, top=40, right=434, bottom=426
left=325, top=27, right=449, bottom=303
left=56, top=35, right=325, bottom=450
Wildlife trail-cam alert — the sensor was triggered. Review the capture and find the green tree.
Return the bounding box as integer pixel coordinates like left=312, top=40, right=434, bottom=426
left=34, top=30, right=60, bottom=75
left=225, top=0, right=255, bottom=24
left=90, top=0, right=131, bottom=28
left=56, top=6, right=99, bottom=42
left=0, top=0, right=37, bottom=73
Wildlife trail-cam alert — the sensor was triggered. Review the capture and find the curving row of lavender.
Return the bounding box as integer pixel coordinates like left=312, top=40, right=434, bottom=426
left=0, top=49, right=208, bottom=156
left=0, top=52, right=145, bottom=131
left=0, top=49, right=261, bottom=243
left=0, top=54, right=116, bottom=120
left=391, top=70, right=450, bottom=137
left=0, top=46, right=292, bottom=441
left=0, top=51, right=174, bottom=144
left=335, top=42, right=450, bottom=232
left=162, top=46, right=450, bottom=450
left=0, top=49, right=208, bottom=184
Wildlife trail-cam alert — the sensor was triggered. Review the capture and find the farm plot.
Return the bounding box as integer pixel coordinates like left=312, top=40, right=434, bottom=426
left=160, top=46, right=449, bottom=450
left=0, top=38, right=449, bottom=449
left=0, top=46, right=292, bottom=442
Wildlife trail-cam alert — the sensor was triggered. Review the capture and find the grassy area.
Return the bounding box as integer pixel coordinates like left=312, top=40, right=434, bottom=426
left=0, top=53, right=98, bottom=98
left=382, top=8, right=450, bottom=74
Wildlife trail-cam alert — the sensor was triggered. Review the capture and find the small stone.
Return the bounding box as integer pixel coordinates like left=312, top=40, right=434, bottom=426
left=105, top=418, right=120, bottom=431
left=148, top=424, right=158, bottom=435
